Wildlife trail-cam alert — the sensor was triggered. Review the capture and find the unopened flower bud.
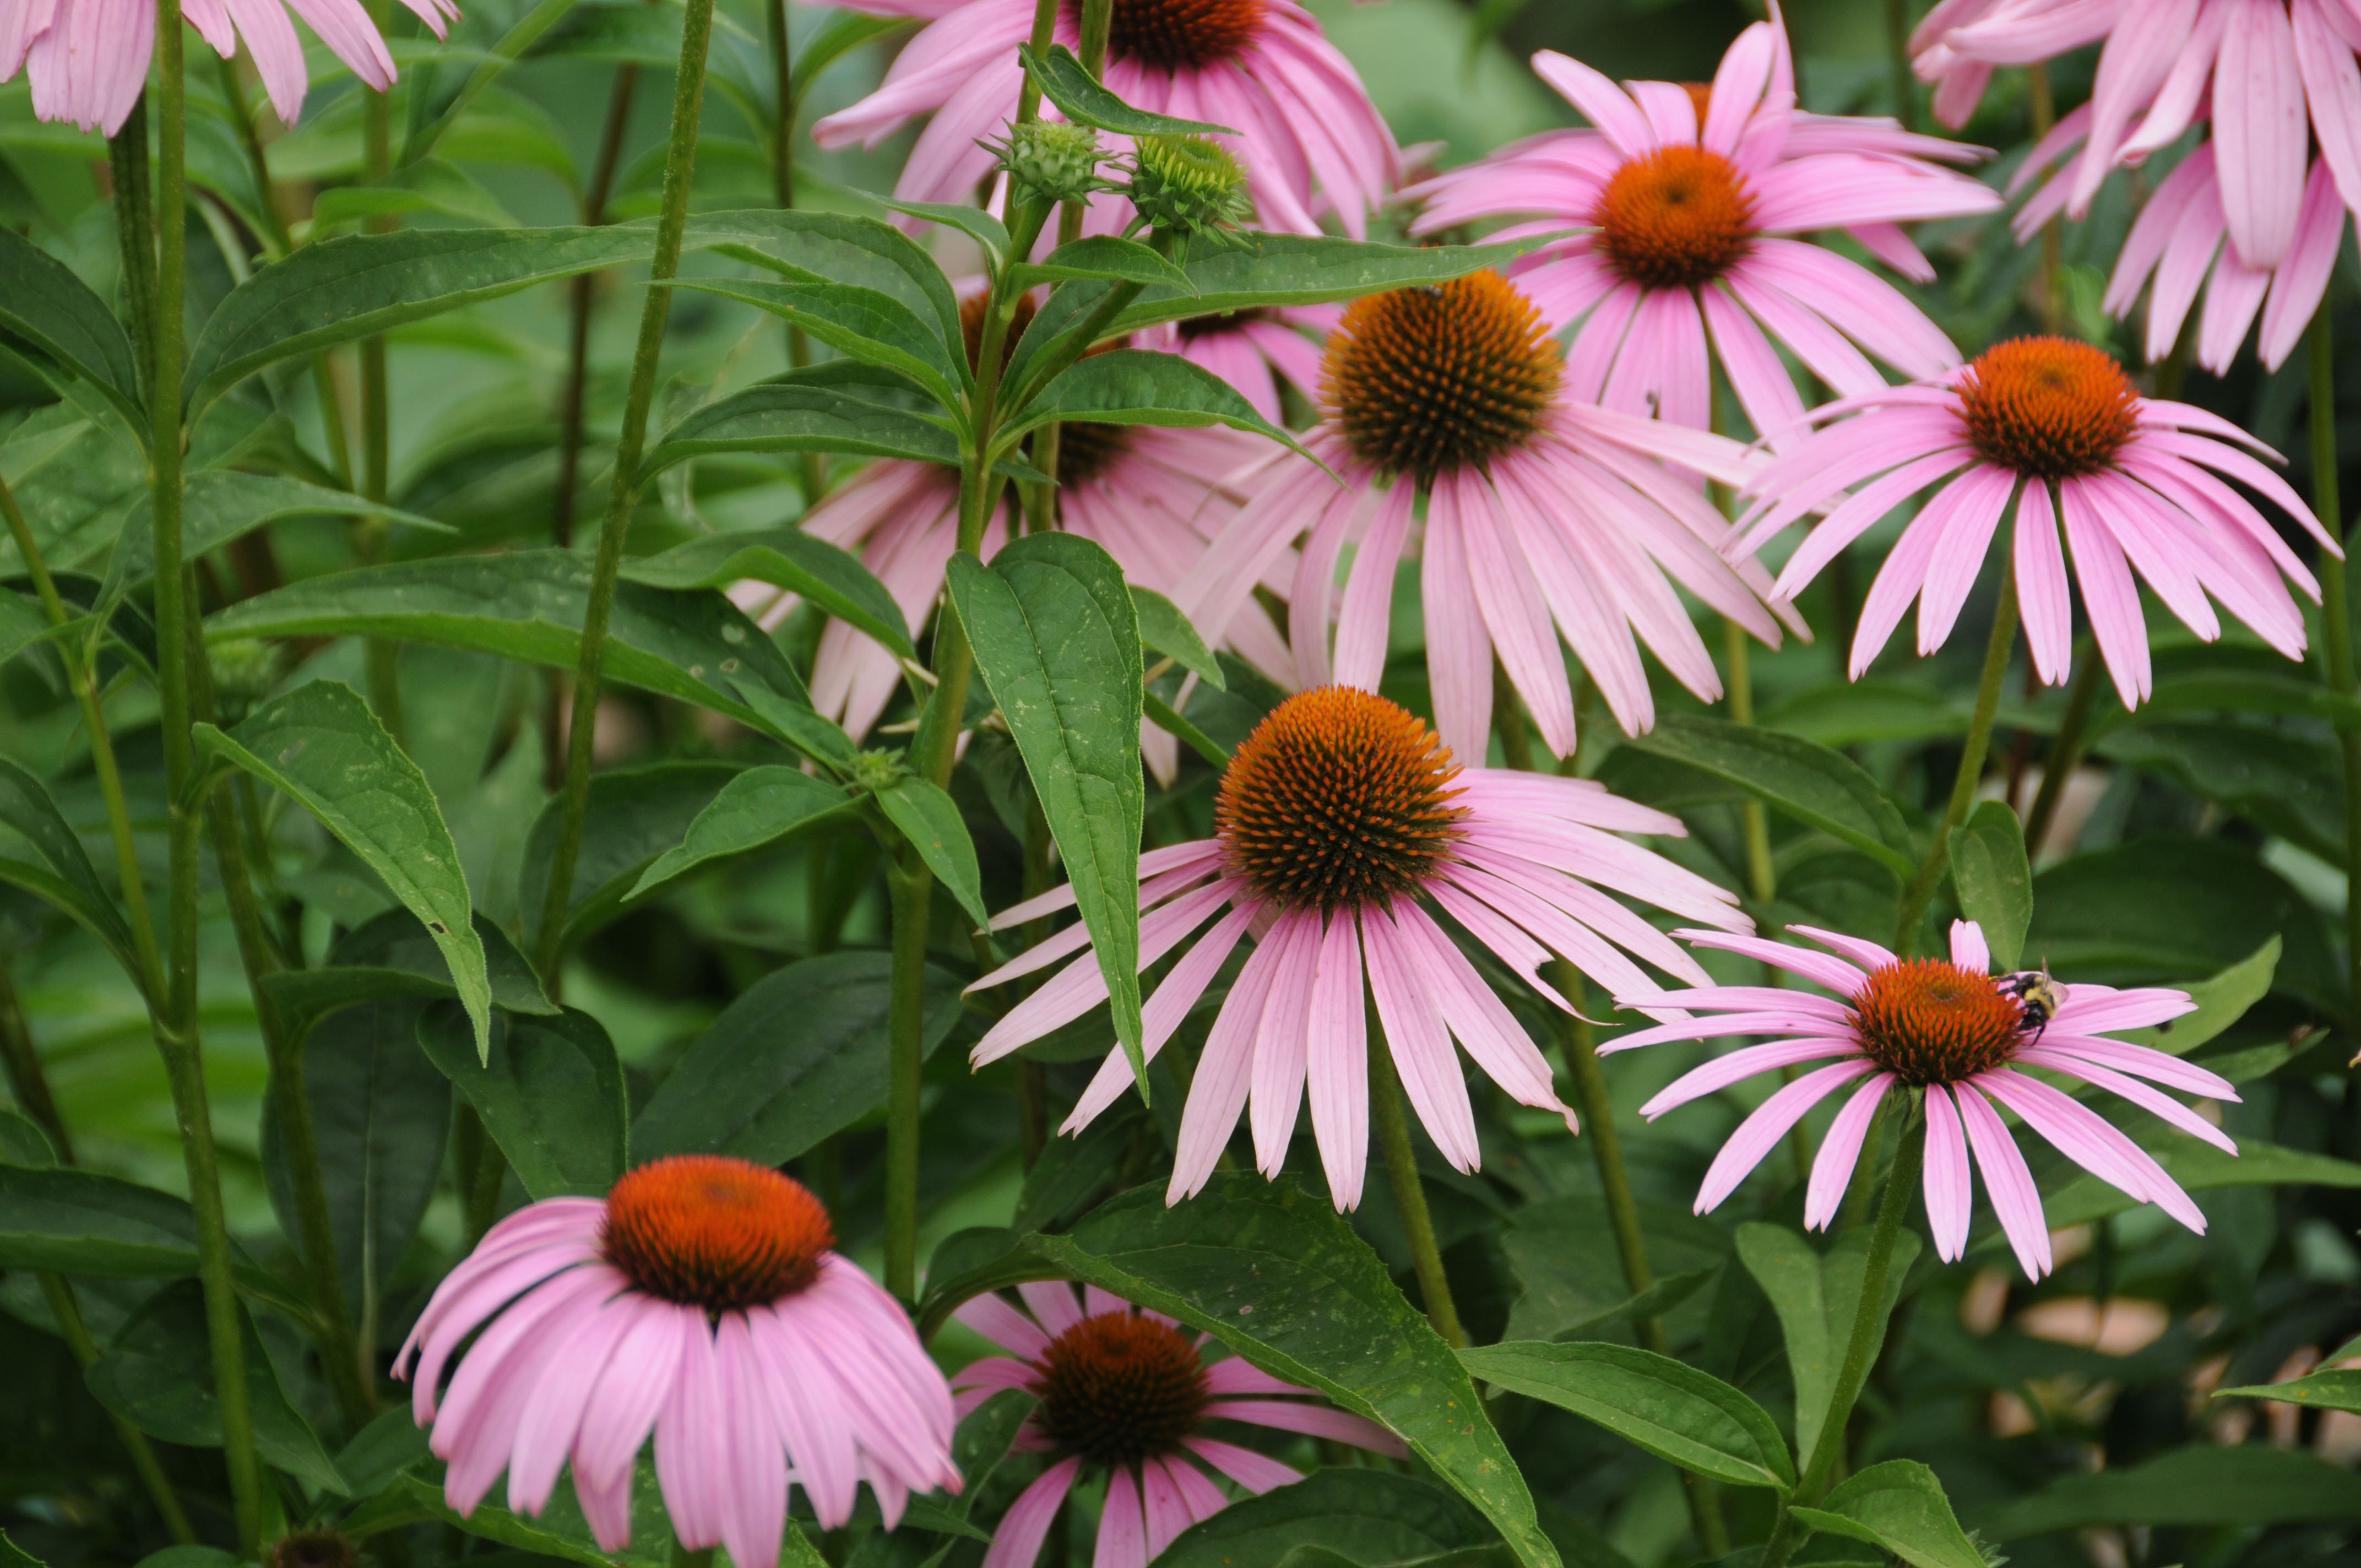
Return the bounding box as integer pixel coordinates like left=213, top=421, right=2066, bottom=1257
left=209, top=639, right=281, bottom=725
left=851, top=748, right=906, bottom=794
left=1126, top=135, right=1250, bottom=237
left=989, top=120, right=1107, bottom=205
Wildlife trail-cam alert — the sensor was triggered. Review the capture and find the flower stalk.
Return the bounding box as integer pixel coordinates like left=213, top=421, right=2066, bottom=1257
left=2308, top=313, right=2361, bottom=1052
left=883, top=848, right=932, bottom=1298
left=535, top=0, right=719, bottom=985
left=2021, top=637, right=2099, bottom=856
left=1894, top=553, right=2020, bottom=952
left=1369, top=1029, right=1466, bottom=1349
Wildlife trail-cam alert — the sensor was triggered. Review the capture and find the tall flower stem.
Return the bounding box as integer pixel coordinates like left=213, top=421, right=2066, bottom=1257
left=883, top=847, right=932, bottom=1298
left=1723, top=620, right=1777, bottom=907
left=2020, top=637, right=2099, bottom=858
left=1893, top=555, right=2019, bottom=952
left=552, top=56, right=641, bottom=547
left=2308, top=313, right=2361, bottom=1046
left=535, top=0, right=719, bottom=985
left=1, top=963, right=73, bottom=1159
left=1884, top=0, right=1915, bottom=132
left=1369, top=1028, right=1466, bottom=1348
left=762, top=0, right=822, bottom=502
left=357, top=13, right=404, bottom=740
left=147, top=13, right=266, bottom=1548
left=2025, top=66, right=2061, bottom=334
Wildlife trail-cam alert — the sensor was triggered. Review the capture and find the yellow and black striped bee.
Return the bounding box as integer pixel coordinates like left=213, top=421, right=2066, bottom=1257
left=1998, top=965, right=2063, bottom=1045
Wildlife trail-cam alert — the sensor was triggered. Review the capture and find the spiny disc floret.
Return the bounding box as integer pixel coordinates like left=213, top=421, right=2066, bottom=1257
left=1217, top=686, right=1470, bottom=911
left=1592, top=144, right=1756, bottom=291
left=1322, top=272, right=1562, bottom=482
left=1032, top=1310, right=1211, bottom=1468
left=1850, top=959, right=2028, bottom=1086
left=601, top=1155, right=834, bottom=1312
left=1956, top=337, right=2138, bottom=481
left=1094, top=0, right=1265, bottom=72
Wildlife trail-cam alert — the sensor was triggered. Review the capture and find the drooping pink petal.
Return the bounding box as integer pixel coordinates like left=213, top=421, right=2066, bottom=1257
left=981, top=1460, right=1083, bottom=1568
left=1922, top=1086, right=1975, bottom=1261
left=1803, top=1072, right=1899, bottom=1230
left=1952, top=1081, right=2054, bottom=1279
left=1695, top=1060, right=1879, bottom=1213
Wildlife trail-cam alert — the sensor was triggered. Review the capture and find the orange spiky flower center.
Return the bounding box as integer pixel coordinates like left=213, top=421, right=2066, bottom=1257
left=1849, top=959, right=2027, bottom=1085
left=1033, top=1310, right=1212, bottom=1468
left=1075, top=0, right=1265, bottom=72
left=1216, top=686, right=1470, bottom=911
left=1955, top=336, right=2139, bottom=481
left=1592, top=143, right=1756, bottom=291
left=601, top=1155, right=834, bottom=1312
left=1321, top=272, right=1562, bottom=482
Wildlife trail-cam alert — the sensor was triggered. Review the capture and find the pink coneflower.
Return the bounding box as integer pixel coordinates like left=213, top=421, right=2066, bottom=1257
left=0, top=0, right=454, bottom=136
left=1602, top=920, right=2232, bottom=1281
left=1728, top=334, right=2334, bottom=708
left=968, top=685, right=1749, bottom=1209
left=397, top=1157, right=959, bottom=1568
left=1403, top=19, right=1998, bottom=449
left=2014, top=116, right=2348, bottom=373
left=812, top=0, right=1396, bottom=237
left=952, top=1283, right=1405, bottom=1568
left=1168, top=270, right=1800, bottom=765
left=1912, top=0, right=2361, bottom=272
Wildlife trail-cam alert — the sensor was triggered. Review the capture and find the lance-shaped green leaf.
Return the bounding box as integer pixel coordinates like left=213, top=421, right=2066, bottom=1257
left=1106, top=231, right=1559, bottom=335
left=873, top=775, right=989, bottom=929
left=883, top=199, right=1011, bottom=261
left=1152, top=1472, right=1495, bottom=1568
left=205, top=552, right=813, bottom=729
left=1134, top=586, right=1224, bottom=690
left=677, top=277, right=965, bottom=407
left=789, top=10, right=909, bottom=106
left=520, top=761, right=743, bottom=957
left=640, top=380, right=962, bottom=484
left=0, top=759, right=145, bottom=992
left=182, top=226, right=664, bottom=416
left=1736, top=1222, right=1922, bottom=1464
left=1790, top=1461, right=1986, bottom=1568
left=1001, top=350, right=1305, bottom=463
left=629, top=767, right=857, bottom=898
left=0, top=227, right=143, bottom=430
left=1019, top=44, right=1234, bottom=135
left=1948, top=799, right=2031, bottom=970
left=2217, top=1368, right=2361, bottom=1413
left=622, top=526, right=914, bottom=660
left=1983, top=1441, right=2361, bottom=1538
left=1459, top=1341, right=1794, bottom=1494
left=196, top=680, right=491, bottom=1057
left=1010, top=236, right=1196, bottom=294
left=1613, top=716, right=1919, bottom=879
left=731, top=677, right=861, bottom=774
left=261, top=908, right=556, bottom=1044
left=947, top=534, right=1147, bottom=1087
left=691, top=209, right=963, bottom=347
left=2120, top=937, right=2278, bottom=1056
left=420, top=1003, right=628, bottom=1200
left=108, top=470, right=454, bottom=584
left=310, top=158, right=520, bottom=230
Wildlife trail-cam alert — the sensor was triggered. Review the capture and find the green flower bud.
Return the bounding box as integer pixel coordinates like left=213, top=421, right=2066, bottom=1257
left=1126, top=135, right=1251, bottom=236
left=851, top=748, right=907, bottom=795
left=209, top=639, right=281, bottom=725
left=989, top=120, right=1108, bottom=205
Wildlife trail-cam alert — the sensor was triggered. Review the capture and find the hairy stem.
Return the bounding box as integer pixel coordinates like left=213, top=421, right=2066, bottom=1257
left=1370, top=1029, right=1466, bottom=1348
left=884, top=847, right=932, bottom=1296
left=2310, top=314, right=2361, bottom=1053
left=535, top=0, right=718, bottom=983
left=553, top=55, right=643, bottom=547
left=1893, top=553, right=2019, bottom=953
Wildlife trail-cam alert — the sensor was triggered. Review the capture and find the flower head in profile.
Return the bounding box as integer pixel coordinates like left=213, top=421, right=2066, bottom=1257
left=1404, top=17, right=1997, bottom=448
left=969, top=685, right=1750, bottom=1209
left=953, top=1283, right=1404, bottom=1568
left=1169, top=270, right=1801, bottom=766
left=812, top=0, right=1397, bottom=238
left=0, top=0, right=455, bottom=135
left=1606, top=920, right=2235, bottom=1280
left=397, top=1157, right=959, bottom=1568
left=1729, top=335, right=2334, bottom=708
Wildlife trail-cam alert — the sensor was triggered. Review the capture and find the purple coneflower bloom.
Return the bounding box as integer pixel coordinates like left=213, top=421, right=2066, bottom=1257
left=953, top=1284, right=1404, bottom=1568
left=1728, top=335, right=2333, bottom=708
left=1605, top=920, right=2234, bottom=1280
left=1403, top=17, right=1998, bottom=449
left=968, top=685, right=1749, bottom=1209
left=812, top=0, right=1397, bottom=237
left=398, top=1157, right=959, bottom=1568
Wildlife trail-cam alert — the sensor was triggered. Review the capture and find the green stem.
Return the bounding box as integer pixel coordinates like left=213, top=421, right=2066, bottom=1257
left=2309, top=314, right=2361, bottom=1048
left=763, top=0, right=820, bottom=500
left=2020, top=638, right=2099, bottom=859
left=1369, top=1026, right=1466, bottom=1348
left=2026, top=66, right=2061, bottom=335
left=884, top=847, right=932, bottom=1297
left=1884, top=0, right=1915, bottom=132
left=1893, top=551, right=2019, bottom=953
left=357, top=18, right=403, bottom=742
left=1723, top=620, right=1777, bottom=906
left=535, top=0, right=718, bottom=983
left=148, top=14, right=266, bottom=1550
left=107, top=95, right=156, bottom=397
left=554, top=55, right=643, bottom=547
left=1012, top=0, right=1061, bottom=125
left=1, top=962, right=74, bottom=1162
left=39, top=1272, right=198, bottom=1543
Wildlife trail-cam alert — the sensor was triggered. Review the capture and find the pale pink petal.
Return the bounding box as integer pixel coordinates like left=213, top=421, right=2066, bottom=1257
left=1803, top=1073, right=1898, bottom=1230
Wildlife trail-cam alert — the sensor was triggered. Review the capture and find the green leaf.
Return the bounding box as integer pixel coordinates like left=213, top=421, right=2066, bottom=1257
left=419, top=1003, right=628, bottom=1200
left=678, top=277, right=965, bottom=407
left=260, top=908, right=556, bottom=1044
left=1611, top=716, right=1919, bottom=879
left=402, top=0, right=589, bottom=163
left=873, top=775, right=990, bottom=929
left=196, top=680, right=491, bottom=1059
left=1002, top=350, right=1303, bottom=461
left=2218, top=1368, right=2361, bottom=1413
left=1011, top=236, right=1195, bottom=294
left=1947, top=799, right=2031, bottom=971
left=639, top=379, right=965, bottom=485
left=0, top=226, right=143, bottom=430
left=2117, top=937, right=2278, bottom=1057
left=731, top=676, right=862, bottom=774
left=519, top=761, right=743, bottom=957
left=631, top=951, right=963, bottom=1165
left=789, top=10, right=910, bottom=105
left=0, top=1109, right=58, bottom=1167
left=0, top=758, right=145, bottom=992
left=1105, top=232, right=1557, bottom=337
left=629, top=767, right=856, bottom=899
left=1133, top=585, right=1224, bottom=690
left=623, top=526, right=914, bottom=661
left=2096, top=720, right=2346, bottom=866
left=1016, top=1175, right=1561, bottom=1568
left=183, top=226, right=665, bottom=416
left=0, top=590, right=51, bottom=669
left=335, top=1407, right=434, bottom=1498
left=310, top=157, right=520, bottom=229
left=108, top=469, right=454, bottom=584
left=2, top=1533, right=46, bottom=1568
left=1018, top=44, right=1235, bottom=135
left=206, top=552, right=816, bottom=733
left=882, top=199, right=1010, bottom=261
left=259, top=999, right=451, bottom=1325
left=85, top=1281, right=346, bottom=1495
left=2029, top=1136, right=2361, bottom=1233
left=1151, top=1471, right=1495, bottom=1568
left=368, top=1467, right=671, bottom=1567
left=1458, top=1341, right=1794, bottom=1493
left=1982, top=1441, right=2361, bottom=1538
left=1791, top=1461, right=1985, bottom=1568
left=1735, top=1221, right=1922, bottom=1464
left=946, top=534, right=1147, bottom=1087
left=692, top=210, right=963, bottom=352
left=1501, top=1195, right=1729, bottom=1344
left=1143, top=687, right=1231, bottom=767
left=0, top=1164, right=223, bottom=1278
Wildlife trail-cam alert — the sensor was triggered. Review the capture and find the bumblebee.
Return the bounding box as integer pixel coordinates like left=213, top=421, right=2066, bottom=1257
left=1998, top=965, right=2063, bottom=1045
